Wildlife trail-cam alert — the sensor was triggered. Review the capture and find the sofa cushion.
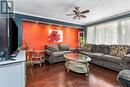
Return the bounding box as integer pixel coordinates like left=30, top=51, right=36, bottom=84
left=47, top=45, right=59, bottom=52
left=90, top=52, right=105, bottom=60
left=80, top=51, right=104, bottom=59
left=91, top=44, right=97, bottom=52
left=101, top=54, right=121, bottom=63
left=53, top=51, right=71, bottom=57
left=79, top=51, right=93, bottom=57
left=96, top=45, right=109, bottom=53
left=58, top=44, right=69, bottom=51
left=91, top=52, right=105, bottom=57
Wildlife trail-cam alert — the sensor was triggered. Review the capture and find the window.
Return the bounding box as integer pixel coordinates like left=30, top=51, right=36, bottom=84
left=87, top=21, right=118, bottom=44
left=87, top=17, right=130, bottom=45
left=87, top=26, right=95, bottom=44
left=120, top=19, right=130, bottom=45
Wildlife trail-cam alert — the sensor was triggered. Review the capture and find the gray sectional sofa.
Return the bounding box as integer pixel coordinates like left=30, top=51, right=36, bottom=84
left=45, top=44, right=77, bottom=64
left=45, top=44, right=130, bottom=72
left=79, top=44, right=130, bottom=72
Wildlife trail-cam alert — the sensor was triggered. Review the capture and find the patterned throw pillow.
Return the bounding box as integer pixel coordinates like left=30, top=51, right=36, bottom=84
left=85, top=44, right=92, bottom=52
left=110, top=45, right=118, bottom=56
left=116, top=46, right=128, bottom=57
left=110, top=45, right=128, bottom=57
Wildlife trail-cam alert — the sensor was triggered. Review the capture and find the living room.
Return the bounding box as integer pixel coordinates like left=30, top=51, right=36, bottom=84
left=0, top=0, right=130, bottom=87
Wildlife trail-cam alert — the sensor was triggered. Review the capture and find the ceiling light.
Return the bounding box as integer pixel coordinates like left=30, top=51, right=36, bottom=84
left=35, top=21, right=38, bottom=24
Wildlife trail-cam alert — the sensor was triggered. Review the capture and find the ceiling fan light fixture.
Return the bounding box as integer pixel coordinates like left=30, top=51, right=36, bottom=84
left=66, top=0, right=90, bottom=20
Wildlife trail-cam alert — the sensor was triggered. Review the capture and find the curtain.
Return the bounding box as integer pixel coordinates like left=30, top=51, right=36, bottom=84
left=87, top=26, right=95, bottom=44
left=120, top=19, right=130, bottom=45
left=86, top=18, right=130, bottom=45
left=87, top=21, right=118, bottom=45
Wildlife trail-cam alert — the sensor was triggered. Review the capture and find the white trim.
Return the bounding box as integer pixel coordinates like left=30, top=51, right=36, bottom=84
left=86, top=10, right=130, bottom=26
left=14, top=11, right=84, bottom=25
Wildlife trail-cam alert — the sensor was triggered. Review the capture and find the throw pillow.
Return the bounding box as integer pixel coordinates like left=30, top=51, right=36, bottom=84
left=116, top=46, right=128, bottom=57
left=110, top=45, right=128, bottom=57
left=110, top=45, right=118, bottom=56
left=85, top=44, right=92, bottom=52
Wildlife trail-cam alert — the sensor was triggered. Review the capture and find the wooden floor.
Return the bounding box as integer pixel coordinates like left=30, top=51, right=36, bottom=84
left=26, top=62, right=120, bottom=87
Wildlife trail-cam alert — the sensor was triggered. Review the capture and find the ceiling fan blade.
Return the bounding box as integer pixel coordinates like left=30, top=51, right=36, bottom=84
left=73, top=10, right=77, bottom=14
left=80, top=15, right=86, bottom=18
left=75, top=6, right=80, bottom=10
left=66, top=14, right=75, bottom=16
left=80, top=10, right=90, bottom=14
left=73, top=16, right=77, bottom=19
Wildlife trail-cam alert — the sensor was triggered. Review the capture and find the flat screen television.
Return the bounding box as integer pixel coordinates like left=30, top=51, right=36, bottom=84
left=8, top=17, right=18, bottom=55
left=0, top=15, right=18, bottom=58
left=0, top=18, right=7, bottom=52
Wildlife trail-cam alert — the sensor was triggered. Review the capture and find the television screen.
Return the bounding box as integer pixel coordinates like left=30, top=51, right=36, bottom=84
left=0, top=18, right=7, bottom=52
left=9, top=18, right=18, bottom=55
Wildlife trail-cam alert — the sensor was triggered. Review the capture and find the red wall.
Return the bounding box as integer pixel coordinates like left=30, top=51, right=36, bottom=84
left=22, top=21, right=81, bottom=50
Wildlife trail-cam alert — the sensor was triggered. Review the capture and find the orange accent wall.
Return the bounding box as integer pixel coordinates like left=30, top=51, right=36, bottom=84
left=22, top=21, right=81, bottom=50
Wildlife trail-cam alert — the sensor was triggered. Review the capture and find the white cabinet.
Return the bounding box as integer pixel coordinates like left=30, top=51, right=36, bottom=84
left=0, top=51, right=26, bottom=87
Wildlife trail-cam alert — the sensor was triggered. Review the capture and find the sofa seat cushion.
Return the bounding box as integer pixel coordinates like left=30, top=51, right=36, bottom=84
left=101, top=54, right=121, bottom=63
left=80, top=51, right=104, bottom=59
left=79, top=51, right=93, bottom=56
left=91, top=52, right=104, bottom=56
left=90, top=52, right=105, bottom=59
left=53, top=51, right=72, bottom=57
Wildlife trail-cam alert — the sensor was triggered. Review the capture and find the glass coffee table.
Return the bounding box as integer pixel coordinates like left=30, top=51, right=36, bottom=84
left=64, top=53, right=91, bottom=76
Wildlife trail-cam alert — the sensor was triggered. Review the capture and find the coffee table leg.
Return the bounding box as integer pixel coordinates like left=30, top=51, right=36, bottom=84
left=85, top=73, right=88, bottom=76
left=67, top=69, right=69, bottom=72
left=86, top=63, right=89, bottom=77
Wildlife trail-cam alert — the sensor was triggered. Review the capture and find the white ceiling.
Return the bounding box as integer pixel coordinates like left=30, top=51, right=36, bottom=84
left=15, top=0, right=130, bottom=25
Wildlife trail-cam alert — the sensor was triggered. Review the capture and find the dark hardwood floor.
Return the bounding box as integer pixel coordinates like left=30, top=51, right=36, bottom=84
left=26, top=62, right=120, bottom=87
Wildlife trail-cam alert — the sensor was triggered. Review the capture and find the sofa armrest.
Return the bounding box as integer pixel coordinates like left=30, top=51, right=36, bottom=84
left=121, top=54, right=130, bottom=69
left=69, top=48, right=78, bottom=52
left=77, top=48, right=85, bottom=51
left=45, top=50, right=53, bottom=56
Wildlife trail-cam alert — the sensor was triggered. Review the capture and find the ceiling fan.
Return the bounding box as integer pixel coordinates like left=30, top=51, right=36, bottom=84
left=66, top=6, right=90, bottom=19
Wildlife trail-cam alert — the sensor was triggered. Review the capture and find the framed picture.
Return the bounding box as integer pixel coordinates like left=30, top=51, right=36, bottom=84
left=78, top=31, right=85, bottom=48
left=48, top=30, right=63, bottom=42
